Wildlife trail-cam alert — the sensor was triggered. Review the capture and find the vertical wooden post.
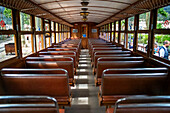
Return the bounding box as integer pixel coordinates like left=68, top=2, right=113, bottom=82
left=113, top=21, right=116, bottom=43
left=134, top=14, right=139, bottom=52
left=54, top=22, right=56, bottom=44
left=42, top=18, right=45, bottom=49
left=118, top=20, right=121, bottom=44
left=31, top=15, right=36, bottom=53
left=148, top=9, right=157, bottom=57
left=125, top=18, right=128, bottom=48
left=110, top=23, right=112, bottom=42
left=12, top=9, right=22, bottom=58
left=49, top=20, right=52, bottom=46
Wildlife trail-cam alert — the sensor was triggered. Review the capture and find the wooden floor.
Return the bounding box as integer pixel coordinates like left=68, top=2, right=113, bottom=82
left=65, top=49, right=105, bottom=113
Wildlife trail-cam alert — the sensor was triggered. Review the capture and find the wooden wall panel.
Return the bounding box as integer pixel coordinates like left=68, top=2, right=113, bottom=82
left=71, top=22, right=98, bottom=39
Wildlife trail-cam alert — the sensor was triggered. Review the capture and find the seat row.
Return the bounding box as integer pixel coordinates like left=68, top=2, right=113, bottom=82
left=88, top=38, right=170, bottom=113
left=0, top=39, right=82, bottom=113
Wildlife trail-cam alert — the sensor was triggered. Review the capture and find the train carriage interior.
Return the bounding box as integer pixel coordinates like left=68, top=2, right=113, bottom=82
left=0, top=0, right=170, bottom=113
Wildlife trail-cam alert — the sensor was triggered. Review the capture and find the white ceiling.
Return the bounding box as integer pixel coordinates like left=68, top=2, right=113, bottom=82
left=32, top=0, right=139, bottom=23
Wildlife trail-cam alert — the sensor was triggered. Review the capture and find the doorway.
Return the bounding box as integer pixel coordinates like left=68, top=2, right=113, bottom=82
left=81, top=24, right=88, bottom=38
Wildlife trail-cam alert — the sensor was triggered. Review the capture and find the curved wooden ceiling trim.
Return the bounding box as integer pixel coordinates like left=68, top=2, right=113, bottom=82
left=48, top=6, right=122, bottom=11
left=37, top=0, right=131, bottom=6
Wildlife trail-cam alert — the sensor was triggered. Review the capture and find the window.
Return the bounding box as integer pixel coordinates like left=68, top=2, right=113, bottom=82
left=21, top=35, right=32, bottom=57
left=111, top=32, right=114, bottom=41
left=20, top=12, right=31, bottom=31
left=56, top=23, right=58, bottom=31
left=56, top=33, right=59, bottom=43
left=0, top=35, right=16, bottom=62
left=115, top=32, right=118, bottom=43
left=46, top=38, right=50, bottom=47
left=137, top=33, right=148, bottom=52
left=45, top=23, right=50, bottom=31
left=112, top=23, right=114, bottom=31
left=121, top=20, right=125, bottom=31
left=128, top=34, right=134, bottom=50
left=154, top=34, right=170, bottom=60
left=108, top=24, right=110, bottom=31
left=157, top=6, right=170, bottom=29
left=128, top=16, right=134, bottom=31
left=59, top=24, right=61, bottom=32
left=0, top=6, right=13, bottom=30
left=51, top=21, right=54, bottom=31
left=139, top=12, right=150, bottom=30
left=52, top=33, right=55, bottom=43
left=35, top=17, right=42, bottom=31
left=36, top=35, right=43, bottom=52
left=116, top=21, right=119, bottom=31
left=120, top=33, right=124, bottom=45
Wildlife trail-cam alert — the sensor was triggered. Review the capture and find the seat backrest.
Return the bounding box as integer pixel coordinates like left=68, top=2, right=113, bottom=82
left=25, top=61, right=74, bottom=79
left=38, top=52, right=77, bottom=67
left=92, top=48, right=122, bottom=59
left=113, top=95, right=170, bottom=113
left=102, top=68, right=168, bottom=95
left=1, top=68, right=70, bottom=97
left=93, top=51, right=132, bottom=67
left=26, top=57, right=73, bottom=62
left=97, top=60, right=145, bottom=80
left=0, top=96, right=60, bottom=113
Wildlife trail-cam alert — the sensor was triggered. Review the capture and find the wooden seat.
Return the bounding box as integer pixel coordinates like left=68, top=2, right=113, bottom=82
left=1, top=68, right=71, bottom=107
left=25, top=59, right=74, bottom=86
left=99, top=68, right=168, bottom=106
left=0, top=96, right=64, bottom=113
left=96, top=57, right=145, bottom=86
left=106, top=95, right=170, bottom=113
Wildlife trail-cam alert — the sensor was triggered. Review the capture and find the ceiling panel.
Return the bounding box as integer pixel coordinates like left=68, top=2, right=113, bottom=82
left=31, top=0, right=140, bottom=23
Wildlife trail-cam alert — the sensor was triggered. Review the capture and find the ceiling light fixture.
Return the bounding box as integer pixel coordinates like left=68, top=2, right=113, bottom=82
left=81, top=1, right=89, bottom=6
left=80, top=12, right=89, bottom=16
left=82, top=17, right=88, bottom=22
left=81, top=8, right=88, bottom=11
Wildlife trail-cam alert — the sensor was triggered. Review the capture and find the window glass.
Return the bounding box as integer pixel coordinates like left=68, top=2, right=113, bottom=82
left=128, top=33, right=134, bottom=50
left=154, top=34, right=170, bottom=60
left=157, top=6, right=170, bottom=29
left=139, top=12, right=150, bottom=30
left=116, top=21, right=119, bottom=31
left=56, top=23, right=58, bottom=31
left=112, top=23, right=114, bottom=31
left=59, top=24, right=61, bottom=31
left=45, top=23, right=50, bottom=31
left=0, top=6, right=13, bottom=30
left=128, top=16, right=134, bottom=31
left=120, top=33, right=124, bottom=45
left=121, top=20, right=125, bottom=31
left=46, top=38, right=50, bottom=47
left=51, top=21, right=54, bottom=31
left=0, top=35, right=16, bottom=62
left=112, top=32, right=114, bottom=41
left=21, top=34, right=32, bottom=57
left=56, top=33, right=59, bottom=43
left=137, top=33, right=148, bottom=52
left=105, top=25, right=108, bottom=32
left=35, top=17, right=42, bottom=31
left=115, top=32, right=118, bottom=43
left=20, top=12, right=31, bottom=31
left=52, top=33, right=55, bottom=43
left=36, top=35, right=43, bottom=52
left=108, top=24, right=110, bottom=31
left=68, top=32, right=70, bottom=39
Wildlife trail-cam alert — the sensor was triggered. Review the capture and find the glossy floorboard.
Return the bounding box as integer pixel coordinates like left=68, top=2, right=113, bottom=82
left=65, top=49, right=105, bottom=113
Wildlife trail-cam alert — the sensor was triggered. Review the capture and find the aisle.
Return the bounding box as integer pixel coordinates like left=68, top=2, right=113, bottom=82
left=65, top=49, right=105, bottom=113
